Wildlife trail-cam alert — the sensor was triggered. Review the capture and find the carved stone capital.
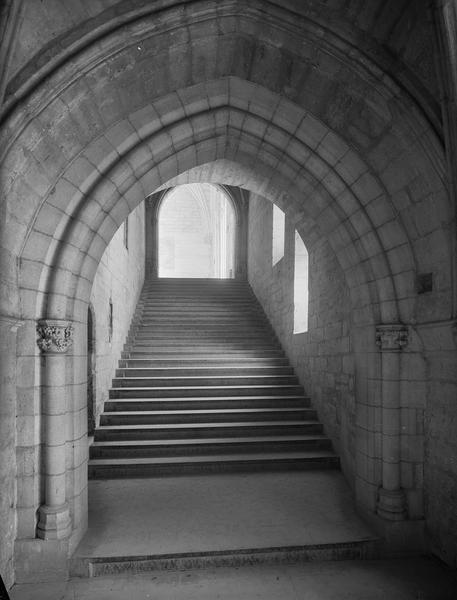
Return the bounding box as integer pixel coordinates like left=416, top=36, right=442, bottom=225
left=375, top=324, right=408, bottom=352
left=37, top=320, right=74, bottom=354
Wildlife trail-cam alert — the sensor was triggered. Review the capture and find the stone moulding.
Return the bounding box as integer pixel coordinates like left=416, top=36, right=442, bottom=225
left=36, top=319, right=74, bottom=353
left=375, top=324, right=409, bottom=352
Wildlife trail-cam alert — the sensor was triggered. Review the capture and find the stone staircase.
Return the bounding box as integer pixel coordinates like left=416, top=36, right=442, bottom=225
left=88, top=278, right=339, bottom=478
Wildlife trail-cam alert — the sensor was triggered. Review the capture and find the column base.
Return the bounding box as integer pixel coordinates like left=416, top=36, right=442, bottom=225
left=37, top=503, right=71, bottom=540
left=377, top=487, right=407, bottom=521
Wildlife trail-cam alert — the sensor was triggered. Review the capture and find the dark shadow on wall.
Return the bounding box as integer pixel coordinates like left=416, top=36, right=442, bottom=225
left=87, top=304, right=96, bottom=436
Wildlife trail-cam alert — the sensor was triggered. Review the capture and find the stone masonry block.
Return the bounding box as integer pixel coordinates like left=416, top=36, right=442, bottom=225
left=104, top=120, right=141, bottom=156
left=83, top=135, right=119, bottom=174
left=63, top=156, right=99, bottom=193
left=318, top=131, right=350, bottom=165
left=297, top=114, right=329, bottom=149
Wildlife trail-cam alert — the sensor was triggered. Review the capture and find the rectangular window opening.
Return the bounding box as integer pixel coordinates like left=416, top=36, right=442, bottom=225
left=123, top=216, right=129, bottom=250
left=272, top=204, right=285, bottom=266
left=108, top=299, right=113, bottom=342
left=294, top=230, right=309, bottom=334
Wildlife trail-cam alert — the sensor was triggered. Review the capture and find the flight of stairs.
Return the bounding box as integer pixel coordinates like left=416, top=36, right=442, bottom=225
left=88, top=278, right=339, bottom=478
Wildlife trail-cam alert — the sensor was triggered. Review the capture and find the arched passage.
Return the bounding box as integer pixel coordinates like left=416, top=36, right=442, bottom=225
left=0, top=0, right=454, bottom=578
left=8, top=105, right=447, bottom=559
left=157, top=183, right=236, bottom=278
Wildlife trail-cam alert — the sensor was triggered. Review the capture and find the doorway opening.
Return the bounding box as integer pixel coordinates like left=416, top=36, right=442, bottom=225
left=158, top=184, right=236, bottom=278
left=87, top=305, right=96, bottom=436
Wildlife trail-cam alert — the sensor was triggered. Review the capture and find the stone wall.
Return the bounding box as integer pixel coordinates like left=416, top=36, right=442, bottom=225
left=0, top=318, right=22, bottom=588
left=247, top=194, right=457, bottom=563
left=89, top=201, right=145, bottom=428
left=420, top=322, right=457, bottom=567
left=247, top=194, right=357, bottom=484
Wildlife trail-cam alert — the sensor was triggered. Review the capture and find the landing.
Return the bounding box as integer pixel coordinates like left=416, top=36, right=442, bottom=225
left=74, top=471, right=374, bottom=559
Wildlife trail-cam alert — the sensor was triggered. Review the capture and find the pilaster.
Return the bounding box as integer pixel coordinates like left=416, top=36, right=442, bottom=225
left=36, top=319, right=74, bottom=540
left=375, top=324, right=408, bottom=521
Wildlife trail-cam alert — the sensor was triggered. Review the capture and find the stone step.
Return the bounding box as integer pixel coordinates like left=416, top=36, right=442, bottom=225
left=131, top=335, right=277, bottom=344
left=89, top=434, right=332, bottom=458
left=141, top=289, right=253, bottom=294
left=104, top=395, right=309, bottom=411
left=136, top=318, right=269, bottom=325
left=125, top=347, right=284, bottom=355
left=109, top=384, right=304, bottom=399
left=118, top=357, right=290, bottom=368
left=139, top=309, right=260, bottom=315
left=115, top=366, right=294, bottom=377
left=141, top=289, right=254, bottom=295
left=112, top=375, right=299, bottom=387
left=122, top=350, right=286, bottom=359
left=133, top=328, right=275, bottom=337
left=88, top=451, right=340, bottom=479
left=139, top=315, right=263, bottom=322
left=140, top=303, right=259, bottom=308
left=127, top=342, right=283, bottom=351
left=70, top=539, right=379, bottom=577
left=140, top=299, right=260, bottom=305
left=94, top=420, right=324, bottom=441
left=99, top=407, right=316, bottom=426
left=140, top=307, right=263, bottom=312
left=140, top=298, right=259, bottom=304
left=90, top=277, right=338, bottom=481
left=132, top=328, right=273, bottom=336
left=137, top=320, right=270, bottom=327
left=134, top=325, right=274, bottom=332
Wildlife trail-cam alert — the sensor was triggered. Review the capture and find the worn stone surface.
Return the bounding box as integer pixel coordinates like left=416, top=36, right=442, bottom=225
left=9, top=558, right=457, bottom=600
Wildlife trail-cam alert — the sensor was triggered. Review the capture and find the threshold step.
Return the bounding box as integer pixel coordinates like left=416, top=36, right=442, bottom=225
left=70, top=539, right=380, bottom=577
left=88, top=451, right=340, bottom=478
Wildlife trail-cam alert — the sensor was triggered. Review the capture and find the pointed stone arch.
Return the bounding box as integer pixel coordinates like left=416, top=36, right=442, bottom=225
left=0, top=0, right=453, bottom=575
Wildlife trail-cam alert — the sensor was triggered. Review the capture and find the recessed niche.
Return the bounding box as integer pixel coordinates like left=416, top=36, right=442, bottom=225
left=417, top=273, right=433, bottom=294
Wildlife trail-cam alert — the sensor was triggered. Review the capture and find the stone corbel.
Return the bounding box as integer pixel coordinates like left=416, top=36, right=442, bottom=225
left=375, top=324, right=408, bottom=352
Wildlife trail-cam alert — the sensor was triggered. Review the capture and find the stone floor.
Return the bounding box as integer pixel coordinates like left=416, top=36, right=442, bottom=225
left=9, top=472, right=457, bottom=598
left=10, top=558, right=457, bottom=599
left=74, top=471, right=374, bottom=558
